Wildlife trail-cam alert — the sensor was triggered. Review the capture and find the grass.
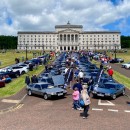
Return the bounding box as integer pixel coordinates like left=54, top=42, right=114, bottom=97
left=0, top=50, right=42, bottom=68
left=0, top=50, right=55, bottom=98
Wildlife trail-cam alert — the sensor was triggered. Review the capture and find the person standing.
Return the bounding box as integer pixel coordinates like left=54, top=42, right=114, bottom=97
left=73, top=79, right=82, bottom=93
left=72, top=87, right=81, bottom=110
left=81, top=85, right=91, bottom=119
left=25, top=75, right=30, bottom=85
left=78, top=70, right=84, bottom=83
left=107, top=66, right=114, bottom=78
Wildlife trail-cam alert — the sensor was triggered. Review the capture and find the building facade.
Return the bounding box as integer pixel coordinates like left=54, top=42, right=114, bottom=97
left=17, top=22, right=121, bottom=51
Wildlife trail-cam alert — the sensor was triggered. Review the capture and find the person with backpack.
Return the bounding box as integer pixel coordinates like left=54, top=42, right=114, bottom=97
left=81, top=85, right=91, bottom=119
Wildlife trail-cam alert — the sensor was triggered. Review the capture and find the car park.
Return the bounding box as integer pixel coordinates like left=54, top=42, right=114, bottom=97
left=27, top=83, right=67, bottom=99
left=92, top=82, right=125, bottom=99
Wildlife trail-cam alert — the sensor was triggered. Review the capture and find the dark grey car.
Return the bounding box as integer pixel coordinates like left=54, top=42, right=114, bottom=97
left=92, top=82, right=125, bottom=99
left=27, top=83, right=67, bottom=100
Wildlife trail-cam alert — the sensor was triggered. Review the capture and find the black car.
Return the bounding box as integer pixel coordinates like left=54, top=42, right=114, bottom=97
left=109, top=58, right=124, bottom=63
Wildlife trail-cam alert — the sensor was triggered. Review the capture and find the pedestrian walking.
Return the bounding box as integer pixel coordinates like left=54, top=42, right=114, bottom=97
left=81, top=85, right=91, bottom=119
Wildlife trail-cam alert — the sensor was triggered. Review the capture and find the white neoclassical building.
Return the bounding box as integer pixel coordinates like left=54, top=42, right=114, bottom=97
left=17, top=22, right=121, bottom=51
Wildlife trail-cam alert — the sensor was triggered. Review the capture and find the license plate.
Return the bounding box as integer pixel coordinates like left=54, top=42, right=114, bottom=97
left=97, top=94, right=104, bottom=97
left=58, top=93, right=63, bottom=96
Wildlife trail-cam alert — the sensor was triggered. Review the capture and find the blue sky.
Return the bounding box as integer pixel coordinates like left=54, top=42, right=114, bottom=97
left=0, top=0, right=130, bottom=36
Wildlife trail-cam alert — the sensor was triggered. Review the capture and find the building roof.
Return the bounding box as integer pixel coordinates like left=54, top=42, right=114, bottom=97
left=17, top=31, right=57, bottom=34
left=55, top=21, right=83, bottom=29
left=80, top=31, right=121, bottom=34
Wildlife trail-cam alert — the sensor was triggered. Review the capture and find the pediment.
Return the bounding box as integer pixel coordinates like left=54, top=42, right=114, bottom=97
left=58, top=28, right=80, bottom=33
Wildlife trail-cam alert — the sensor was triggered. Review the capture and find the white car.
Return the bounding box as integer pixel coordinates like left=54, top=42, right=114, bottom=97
left=122, top=62, right=130, bottom=69
left=11, top=66, right=29, bottom=75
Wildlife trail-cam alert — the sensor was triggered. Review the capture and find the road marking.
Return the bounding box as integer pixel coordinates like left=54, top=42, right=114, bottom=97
left=124, top=110, right=130, bottom=113
left=1, top=99, right=20, bottom=104
left=108, top=109, right=118, bottom=112
left=92, top=108, right=103, bottom=111
left=98, top=99, right=115, bottom=106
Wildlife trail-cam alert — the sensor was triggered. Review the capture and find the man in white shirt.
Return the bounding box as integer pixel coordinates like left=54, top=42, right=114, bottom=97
left=78, top=70, right=84, bottom=82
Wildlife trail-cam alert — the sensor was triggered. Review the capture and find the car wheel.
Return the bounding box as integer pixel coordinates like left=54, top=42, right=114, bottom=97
left=92, top=94, right=97, bottom=98
left=21, top=71, right=25, bottom=75
left=122, top=89, right=125, bottom=96
left=43, top=94, right=48, bottom=100
left=28, top=90, right=32, bottom=96
left=112, top=94, right=116, bottom=100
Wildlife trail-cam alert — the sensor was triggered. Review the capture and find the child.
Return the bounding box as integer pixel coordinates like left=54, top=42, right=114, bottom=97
left=72, top=87, right=82, bottom=110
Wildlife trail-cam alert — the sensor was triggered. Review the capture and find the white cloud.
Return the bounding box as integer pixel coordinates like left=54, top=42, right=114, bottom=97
left=0, top=0, right=130, bottom=35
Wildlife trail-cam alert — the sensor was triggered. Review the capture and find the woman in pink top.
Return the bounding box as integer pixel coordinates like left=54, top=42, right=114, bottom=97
left=72, top=87, right=81, bottom=110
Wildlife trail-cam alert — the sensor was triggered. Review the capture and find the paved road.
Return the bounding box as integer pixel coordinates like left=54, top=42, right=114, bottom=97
left=109, top=63, right=130, bottom=78
left=0, top=88, right=130, bottom=130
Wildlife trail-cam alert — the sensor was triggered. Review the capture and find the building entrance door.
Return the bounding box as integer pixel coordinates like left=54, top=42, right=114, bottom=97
left=68, top=46, right=70, bottom=51
left=60, top=46, right=62, bottom=50
left=64, top=46, right=66, bottom=50
left=72, top=46, right=73, bottom=50
left=75, top=46, right=77, bottom=50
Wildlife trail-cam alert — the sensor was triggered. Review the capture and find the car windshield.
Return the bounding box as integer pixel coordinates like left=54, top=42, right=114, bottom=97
left=41, top=84, right=54, bottom=89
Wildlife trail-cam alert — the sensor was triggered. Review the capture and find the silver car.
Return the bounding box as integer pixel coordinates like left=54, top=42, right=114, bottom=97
left=27, top=83, right=67, bottom=100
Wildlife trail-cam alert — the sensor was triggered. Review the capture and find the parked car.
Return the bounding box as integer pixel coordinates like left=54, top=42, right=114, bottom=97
left=92, top=82, right=125, bottom=99
left=0, top=68, right=20, bottom=78
left=26, top=83, right=67, bottom=99
left=109, top=58, right=124, bottom=63
left=0, top=80, right=5, bottom=88
left=121, top=62, right=130, bottom=69
left=10, top=66, right=29, bottom=75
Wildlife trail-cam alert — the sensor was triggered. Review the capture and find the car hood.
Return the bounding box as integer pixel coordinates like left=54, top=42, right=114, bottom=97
left=94, top=87, right=116, bottom=94
left=44, top=87, right=65, bottom=93
left=52, top=75, right=65, bottom=86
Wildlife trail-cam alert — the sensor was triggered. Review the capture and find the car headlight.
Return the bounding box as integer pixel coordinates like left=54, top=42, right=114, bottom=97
left=105, top=93, right=110, bottom=96
left=51, top=92, right=56, bottom=95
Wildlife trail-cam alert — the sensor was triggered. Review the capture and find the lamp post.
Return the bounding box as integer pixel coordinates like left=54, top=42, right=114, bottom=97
left=25, top=44, right=28, bottom=60
left=94, top=44, right=96, bottom=53
left=114, top=44, right=117, bottom=59
left=42, top=43, right=44, bottom=55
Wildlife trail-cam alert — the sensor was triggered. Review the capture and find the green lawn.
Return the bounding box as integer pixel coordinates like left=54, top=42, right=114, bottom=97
left=0, top=50, right=42, bottom=68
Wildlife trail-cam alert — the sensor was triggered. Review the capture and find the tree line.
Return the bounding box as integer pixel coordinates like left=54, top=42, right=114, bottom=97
left=0, top=35, right=130, bottom=49
left=0, top=35, right=17, bottom=49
